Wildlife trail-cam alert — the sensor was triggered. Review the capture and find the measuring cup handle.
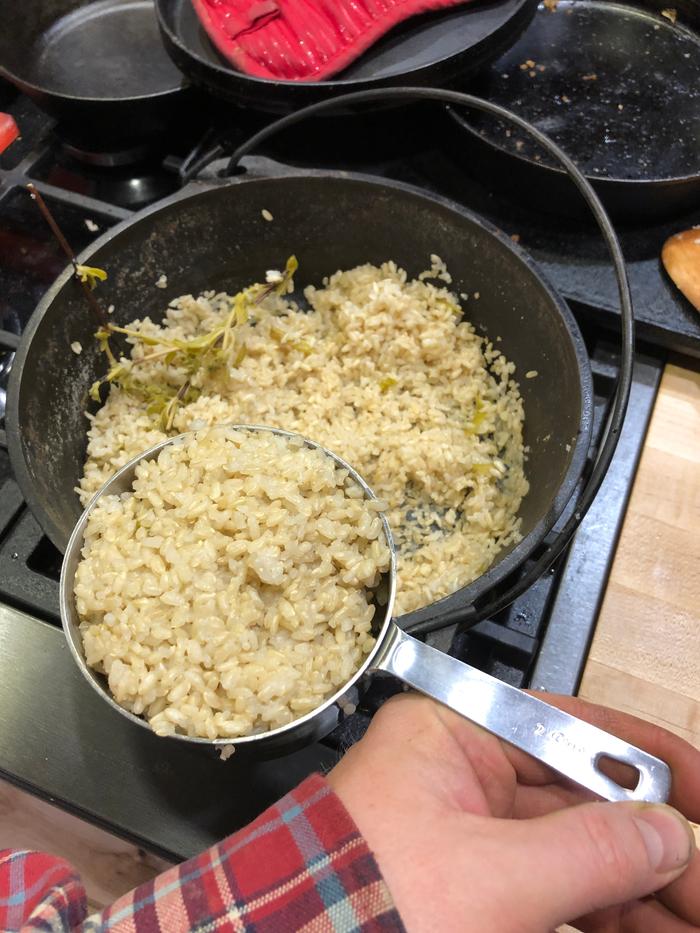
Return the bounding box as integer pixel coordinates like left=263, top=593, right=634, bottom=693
left=372, top=623, right=671, bottom=804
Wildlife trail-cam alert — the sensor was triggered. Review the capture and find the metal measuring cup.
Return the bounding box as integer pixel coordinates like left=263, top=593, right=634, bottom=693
left=60, top=424, right=671, bottom=802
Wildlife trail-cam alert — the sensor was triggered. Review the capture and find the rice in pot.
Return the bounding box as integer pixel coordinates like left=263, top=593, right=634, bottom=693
left=74, top=428, right=390, bottom=739
left=80, top=261, right=529, bottom=616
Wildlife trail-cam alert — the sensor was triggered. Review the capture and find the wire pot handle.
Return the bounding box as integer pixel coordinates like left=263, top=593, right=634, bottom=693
left=187, top=88, right=634, bottom=634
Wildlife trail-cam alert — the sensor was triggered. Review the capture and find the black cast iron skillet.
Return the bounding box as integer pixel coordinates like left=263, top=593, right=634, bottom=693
left=155, top=0, right=538, bottom=113
left=0, top=0, right=189, bottom=148
left=449, top=0, right=700, bottom=222
left=8, top=90, right=635, bottom=635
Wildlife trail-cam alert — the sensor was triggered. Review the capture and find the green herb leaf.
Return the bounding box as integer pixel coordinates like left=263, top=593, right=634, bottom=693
left=75, top=264, right=108, bottom=290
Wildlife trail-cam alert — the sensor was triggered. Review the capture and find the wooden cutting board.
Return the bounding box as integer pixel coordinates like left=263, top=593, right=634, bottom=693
left=559, top=360, right=700, bottom=933
left=578, top=360, right=700, bottom=749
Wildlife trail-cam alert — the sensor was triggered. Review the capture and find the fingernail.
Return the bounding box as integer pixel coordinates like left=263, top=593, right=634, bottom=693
left=634, top=806, right=695, bottom=874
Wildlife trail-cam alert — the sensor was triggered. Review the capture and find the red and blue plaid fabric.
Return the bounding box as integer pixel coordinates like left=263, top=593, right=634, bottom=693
left=0, top=849, right=86, bottom=932
left=0, top=774, right=404, bottom=932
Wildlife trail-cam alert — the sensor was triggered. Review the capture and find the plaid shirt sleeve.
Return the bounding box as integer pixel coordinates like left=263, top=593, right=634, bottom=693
left=0, top=774, right=404, bottom=933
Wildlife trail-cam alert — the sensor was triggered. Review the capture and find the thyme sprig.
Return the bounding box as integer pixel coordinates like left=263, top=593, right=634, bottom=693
left=25, top=183, right=299, bottom=434
left=90, top=256, right=298, bottom=432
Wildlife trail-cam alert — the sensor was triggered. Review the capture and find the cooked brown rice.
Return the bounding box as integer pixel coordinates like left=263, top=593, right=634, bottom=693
left=80, top=261, right=529, bottom=616
left=74, top=427, right=390, bottom=738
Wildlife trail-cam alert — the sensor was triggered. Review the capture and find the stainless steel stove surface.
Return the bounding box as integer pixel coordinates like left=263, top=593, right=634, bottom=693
left=0, top=83, right=672, bottom=861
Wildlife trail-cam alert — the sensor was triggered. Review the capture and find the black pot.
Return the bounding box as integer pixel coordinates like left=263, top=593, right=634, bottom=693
left=7, top=169, right=593, bottom=630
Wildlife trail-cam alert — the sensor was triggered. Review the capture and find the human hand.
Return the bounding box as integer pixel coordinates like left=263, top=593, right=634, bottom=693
left=327, top=693, right=700, bottom=932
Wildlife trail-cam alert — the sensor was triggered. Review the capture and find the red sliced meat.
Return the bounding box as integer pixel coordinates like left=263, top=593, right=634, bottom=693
left=192, top=0, right=472, bottom=81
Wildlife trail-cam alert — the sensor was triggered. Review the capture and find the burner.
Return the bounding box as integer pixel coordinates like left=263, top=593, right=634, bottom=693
left=59, top=138, right=159, bottom=168
left=33, top=149, right=181, bottom=209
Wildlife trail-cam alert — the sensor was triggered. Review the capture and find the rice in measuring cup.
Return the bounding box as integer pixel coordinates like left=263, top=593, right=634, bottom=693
left=73, top=427, right=390, bottom=739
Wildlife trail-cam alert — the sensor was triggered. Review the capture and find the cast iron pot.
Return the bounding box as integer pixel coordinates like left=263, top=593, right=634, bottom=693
left=8, top=89, right=632, bottom=638
left=7, top=167, right=592, bottom=631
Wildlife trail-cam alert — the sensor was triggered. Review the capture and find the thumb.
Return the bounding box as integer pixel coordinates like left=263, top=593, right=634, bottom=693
left=503, top=801, right=695, bottom=929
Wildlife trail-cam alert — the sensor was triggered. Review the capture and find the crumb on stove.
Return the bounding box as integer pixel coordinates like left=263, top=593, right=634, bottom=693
left=526, top=370, right=538, bottom=379
left=543, top=433, right=551, bottom=442
left=582, top=73, right=598, bottom=81
left=529, top=70, right=537, bottom=78
left=505, top=129, right=512, bottom=137
left=515, top=140, right=525, bottom=151
left=473, top=291, right=480, bottom=300
left=654, top=22, right=660, bottom=28
left=618, top=103, right=624, bottom=111
left=502, top=73, right=510, bottom=79
left=70, top=341, right=82, bottom=355
left=565, top=443, right=572, bottom=452
left=511, top=234, right=521, bottom=243
left=661, top=7, right=677, bottom=21
left=219, top=745, right=236, bottom=761
left=534, top=154, right=542, bottom=161
left=496, top=335, right=502, bottom=342
left=261, top=208, right=274, bottom=221
left=155, top=274, right=168, bottom=289
left=84, top=219, right=99, bottom=232
left=561, top=94, right=571, bottom=103
left=460, top=292, right=468, bottom=300
left=338, top=699, right=357, bottom=716
left=107, top=304, right=115, bottom=314
left=265, top=269, right=284, bottom=284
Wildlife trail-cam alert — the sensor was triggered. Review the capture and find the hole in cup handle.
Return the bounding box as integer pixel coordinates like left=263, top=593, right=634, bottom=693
left=593, top=751, right=671, bottom=804
left=596, top=753, right=642, bottom=791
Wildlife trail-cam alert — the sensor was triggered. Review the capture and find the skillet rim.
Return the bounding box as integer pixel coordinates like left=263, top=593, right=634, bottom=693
left=154, top=0, right=538, bottom=104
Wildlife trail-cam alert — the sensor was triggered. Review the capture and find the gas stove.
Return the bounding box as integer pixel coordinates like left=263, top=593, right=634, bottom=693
left=0, top=81, right=686, bottom=861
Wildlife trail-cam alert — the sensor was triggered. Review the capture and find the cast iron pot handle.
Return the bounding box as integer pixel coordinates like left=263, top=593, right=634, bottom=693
left=371, top=621, right=670, bottom=803
left=187, top=88, right=634, bottom=634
